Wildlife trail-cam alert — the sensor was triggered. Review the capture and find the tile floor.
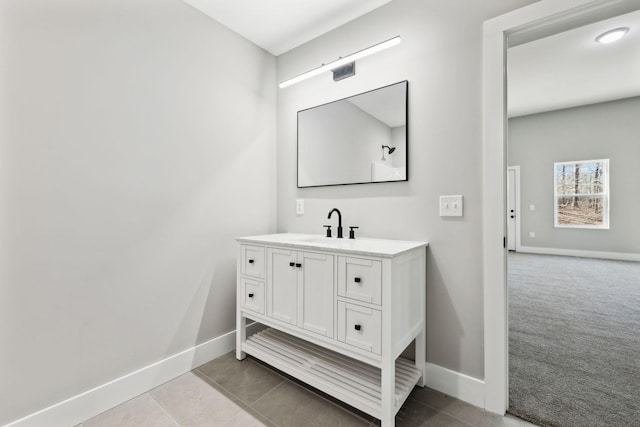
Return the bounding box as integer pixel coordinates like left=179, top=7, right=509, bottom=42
left=80, top=352, right=537, bottom=427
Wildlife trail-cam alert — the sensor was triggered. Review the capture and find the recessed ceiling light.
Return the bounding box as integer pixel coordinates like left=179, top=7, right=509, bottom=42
left=595, top=27, right=629, bottom=44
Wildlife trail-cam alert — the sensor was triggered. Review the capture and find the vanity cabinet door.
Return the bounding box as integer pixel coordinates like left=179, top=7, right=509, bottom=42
left=267, top=248, right=297, bottom=324
left=298, top=251, right=334, bottom=338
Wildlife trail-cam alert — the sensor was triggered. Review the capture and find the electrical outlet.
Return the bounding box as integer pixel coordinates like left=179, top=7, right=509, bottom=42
left=529, top=232, right=535, bottom=238
left=439, top=195, right=463, bottom=217
left=296, top=199, right=304, bottom=215
left=529, top=204, right=535, bottom=211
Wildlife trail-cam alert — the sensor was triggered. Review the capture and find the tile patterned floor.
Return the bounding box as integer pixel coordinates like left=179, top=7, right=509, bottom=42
left=80, top=352, right=538, bottom=427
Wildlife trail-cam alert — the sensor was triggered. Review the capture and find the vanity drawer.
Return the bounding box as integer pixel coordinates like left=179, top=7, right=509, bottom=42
left=241, top=278, right=265, bottom=314
left=241, top=245, right=265, bottom=279
left=337, top=301, right=381, bottom=355
left=338, top=257, right=382, bottom=305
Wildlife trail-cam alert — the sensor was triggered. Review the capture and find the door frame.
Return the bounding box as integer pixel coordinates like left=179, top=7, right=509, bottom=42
left=482, top=0, right=635, bottom=414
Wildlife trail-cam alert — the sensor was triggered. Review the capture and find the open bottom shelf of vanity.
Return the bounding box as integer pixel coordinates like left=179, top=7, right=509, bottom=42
left=242, top=328, right=422, bottom=420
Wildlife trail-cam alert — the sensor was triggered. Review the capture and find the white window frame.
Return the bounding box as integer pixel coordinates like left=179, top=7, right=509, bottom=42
left=553, top=159, right=609, bottom=229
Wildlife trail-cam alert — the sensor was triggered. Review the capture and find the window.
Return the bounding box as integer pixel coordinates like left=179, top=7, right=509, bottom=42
left=554, top=159, right=609, bottom=229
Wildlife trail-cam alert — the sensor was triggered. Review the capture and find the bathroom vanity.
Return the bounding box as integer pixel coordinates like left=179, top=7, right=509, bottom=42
left=235, top=233, right=427, bottom=427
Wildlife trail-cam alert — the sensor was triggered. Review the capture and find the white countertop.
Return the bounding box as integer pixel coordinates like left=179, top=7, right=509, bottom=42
left=236, top=233, right=428, bottom=258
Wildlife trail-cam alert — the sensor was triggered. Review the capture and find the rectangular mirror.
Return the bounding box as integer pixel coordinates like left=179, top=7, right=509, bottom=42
left=297, top=81, right=408, bottom=188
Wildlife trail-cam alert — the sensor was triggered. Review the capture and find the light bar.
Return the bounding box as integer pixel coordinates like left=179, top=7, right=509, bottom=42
left=279, top=36, right=401, bottom=89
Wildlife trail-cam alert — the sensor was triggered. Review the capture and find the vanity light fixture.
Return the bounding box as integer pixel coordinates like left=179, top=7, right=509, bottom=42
left=279, top=36, right=401, bottom=89
left=595, top=27, right=629, bottom=44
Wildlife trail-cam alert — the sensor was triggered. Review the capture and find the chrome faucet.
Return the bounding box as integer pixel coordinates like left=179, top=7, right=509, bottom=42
left=327, top=208, right=343, bottom=238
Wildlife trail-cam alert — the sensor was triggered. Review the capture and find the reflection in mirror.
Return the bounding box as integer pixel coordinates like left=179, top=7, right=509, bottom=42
left=297, top=81, right=408, bottom=187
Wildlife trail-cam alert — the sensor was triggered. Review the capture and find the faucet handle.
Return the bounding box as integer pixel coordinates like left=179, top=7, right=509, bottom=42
left=323, top=225, right=332, bottom=238
left=349, top=226, right=359, bottom=239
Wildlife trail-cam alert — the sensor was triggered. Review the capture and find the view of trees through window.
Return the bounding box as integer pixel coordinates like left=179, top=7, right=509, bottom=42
left=554, top=159, right=609, bottom=228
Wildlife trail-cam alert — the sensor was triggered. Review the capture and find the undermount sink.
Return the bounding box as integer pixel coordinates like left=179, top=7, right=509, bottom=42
left=290, top=235, right=332, bottom=243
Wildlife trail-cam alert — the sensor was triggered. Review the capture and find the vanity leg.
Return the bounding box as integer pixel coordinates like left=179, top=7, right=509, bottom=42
left=381, top=361, right=396, bottom=427
left=415, top=326, right=426, bottom=387
left=236, top=313, right=246, bottom=360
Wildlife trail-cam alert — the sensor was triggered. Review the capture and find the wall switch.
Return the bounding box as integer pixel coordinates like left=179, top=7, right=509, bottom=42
left=439, top=195, right=463, bottom=217
left=529, top=232, right=535, bottom=238
left=529, top=204, right=535, bottom=211
left=296, top=199, right=304, bottom=215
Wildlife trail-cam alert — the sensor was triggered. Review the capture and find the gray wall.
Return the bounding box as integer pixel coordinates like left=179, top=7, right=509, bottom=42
left=298, top=100, right=391, bottom=186
left=0, top=0, right=276, bottom=424
left=508, top=97, right=640, bottom=254
left=390, top=126, right=407, bottom=169
left=276, top=0, right=538, bottom=380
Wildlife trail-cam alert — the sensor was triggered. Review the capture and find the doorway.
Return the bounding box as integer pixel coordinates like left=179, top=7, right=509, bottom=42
left=482, top=0, right=640, bottom=417
left=506, top=10, right=640, bottom=423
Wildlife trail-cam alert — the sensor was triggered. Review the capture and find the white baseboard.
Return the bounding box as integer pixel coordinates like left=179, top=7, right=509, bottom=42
left=5, top=324, right=261, bottom=427
left=424, top=362, right=485, bottom=409
left=517, top=245, right=640, bottom=262
left=9, top=326, right=485, bottom=427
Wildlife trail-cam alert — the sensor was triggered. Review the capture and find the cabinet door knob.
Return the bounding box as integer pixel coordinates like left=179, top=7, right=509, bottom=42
left=248, top=259, right=254, bottom=264
left=248, top=293, right=254, bottom=298
left=354, top=277, right=361, bottom=283
left=289, top=262, right=295, bottom=267
left=354, top=324, right=361, bottom=331
left=295, top=263, right=302, bottom=268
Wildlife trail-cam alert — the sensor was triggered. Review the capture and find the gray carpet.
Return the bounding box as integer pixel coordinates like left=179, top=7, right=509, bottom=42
left=508, top=252, right=640, bottom=427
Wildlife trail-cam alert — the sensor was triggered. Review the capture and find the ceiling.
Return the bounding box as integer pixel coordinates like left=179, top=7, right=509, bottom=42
left=181, top=1, right=639, bottom=117
left=508, top=8, right=640, bottom=117
left=181, top=0, right=392, bottom=56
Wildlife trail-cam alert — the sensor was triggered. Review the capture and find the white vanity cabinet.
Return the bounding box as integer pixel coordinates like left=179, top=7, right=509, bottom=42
left=267, top=247, right=335, bottom=338
left=236, top=234, right=427, bottom=427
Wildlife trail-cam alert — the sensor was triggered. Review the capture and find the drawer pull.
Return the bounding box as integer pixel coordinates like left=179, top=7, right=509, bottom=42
left=248, top=293, right=254, bottom=298
left=289, top=262, right=295, bottom=267
left=248, top=259, right=255, bottom=264
left=354, top=277, right=361, bottom=283
left=354, top=324, right=361, bottom=331
left=295, top=263, right=302, bottom=268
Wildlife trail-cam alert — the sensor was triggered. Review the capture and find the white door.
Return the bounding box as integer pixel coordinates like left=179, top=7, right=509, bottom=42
left=507, top=167, right=519, bottom=251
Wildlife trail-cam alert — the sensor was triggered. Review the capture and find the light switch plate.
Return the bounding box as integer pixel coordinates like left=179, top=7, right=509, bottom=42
left=296, top=199, right=304, bottom=215
left=439, top=195, right=463, bottom=217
